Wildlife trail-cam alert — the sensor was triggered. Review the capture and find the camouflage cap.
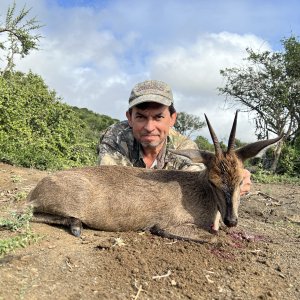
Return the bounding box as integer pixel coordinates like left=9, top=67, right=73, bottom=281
left=128, top=80, right=173, bottom=109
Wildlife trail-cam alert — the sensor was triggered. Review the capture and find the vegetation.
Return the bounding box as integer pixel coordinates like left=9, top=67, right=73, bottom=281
left=71, top=106, right=118, bottom=141
left=219, top=36, right=300, bottom=173
left=174, top=112, right=206, bottom=137
left=263, top=139, right=300, bottom=177
left=0, top=1, right=42, bottom=74
left=0, top=2, right=298, bottom=179
left=0, top=206, right=41, bottom=258
left=252, top=167, right=300, bottom=184
left=0, top=71, right=97, bottom=170
left=0, top=3, right=119, bottom=170
left=194, top=136, right=215, bottom=151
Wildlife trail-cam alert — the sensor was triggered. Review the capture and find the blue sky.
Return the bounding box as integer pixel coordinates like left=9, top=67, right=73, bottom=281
left=1, top=0, right=299, bottom=141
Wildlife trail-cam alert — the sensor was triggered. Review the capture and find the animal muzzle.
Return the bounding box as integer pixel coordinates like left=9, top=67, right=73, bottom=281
left=224, top=215, right=238, bottom=227
left=224, top=204, right=238, bottom=227
left=222, top=192, right=239, bottom=227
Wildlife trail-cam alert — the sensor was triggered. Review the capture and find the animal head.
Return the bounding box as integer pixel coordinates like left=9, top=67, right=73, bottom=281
left=171, top=111, right=282, bottom=228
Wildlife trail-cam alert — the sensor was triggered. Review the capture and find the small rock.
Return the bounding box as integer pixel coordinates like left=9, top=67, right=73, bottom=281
left=171, top=279, right=177, bottom=286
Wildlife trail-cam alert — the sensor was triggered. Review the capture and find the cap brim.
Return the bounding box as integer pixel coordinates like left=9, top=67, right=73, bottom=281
left=128, top=94, right=173, bottom=109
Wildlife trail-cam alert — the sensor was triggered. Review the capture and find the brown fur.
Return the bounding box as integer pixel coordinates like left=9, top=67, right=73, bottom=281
left=27, top=114, right=282, bottom=242
left=27, top=140, right=281, bottom=242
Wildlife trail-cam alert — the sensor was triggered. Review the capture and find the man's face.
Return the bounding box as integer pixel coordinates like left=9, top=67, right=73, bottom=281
left=126, top=103, right=177, bottom=149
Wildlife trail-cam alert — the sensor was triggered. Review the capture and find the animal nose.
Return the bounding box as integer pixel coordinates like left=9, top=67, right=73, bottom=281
left=224, top=217, right=238, bottom=227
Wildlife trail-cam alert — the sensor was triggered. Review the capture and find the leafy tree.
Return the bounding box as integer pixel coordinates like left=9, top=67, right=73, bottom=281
left=174, top=112, right=206, bottom=137
left=234, top=138, right=247, bottom=149
left=219, top=36, right=300, bottom=172
left=194, top=136, right=214, bottom=151
left=194, top=135, right=231, bottom=152
left=0, top=1, right=42, bottom=74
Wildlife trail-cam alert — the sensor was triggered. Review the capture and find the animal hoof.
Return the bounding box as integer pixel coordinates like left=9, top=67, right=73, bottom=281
left=70, top=218, right=82, bottom=237
left=71, top=227, right=81, bottom=237
left=209, top=224, right=219, bottom=235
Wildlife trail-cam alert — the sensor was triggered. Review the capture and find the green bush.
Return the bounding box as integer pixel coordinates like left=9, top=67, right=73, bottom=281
left=71, top=106, right=118, bottom=140
left=276, top=144, right=298, bottom=176
left=0, top=71, right=97, bottom=170
left=251, top=162, right=300, bottom=184
left=194, top=136, right=214, bottom=152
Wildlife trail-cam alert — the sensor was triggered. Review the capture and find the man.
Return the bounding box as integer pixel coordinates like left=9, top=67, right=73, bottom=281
left=98, top=79, right=251, bottom=195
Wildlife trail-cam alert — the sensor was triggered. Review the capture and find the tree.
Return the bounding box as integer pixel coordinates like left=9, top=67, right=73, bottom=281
left=174, top=112, right=206, bottom=138
left=194, top=136, right=214, bottom=151
left=219, top=36, right=300, bottom=172
left=0, top=1, right=42, bottom=74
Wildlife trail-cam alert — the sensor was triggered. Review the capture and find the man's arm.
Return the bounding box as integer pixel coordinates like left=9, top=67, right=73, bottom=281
left=167, top=128, right=205, bottom=171
left=98, top=143, right=133, bottom=166
left=98, top=122, right=133, bottom=167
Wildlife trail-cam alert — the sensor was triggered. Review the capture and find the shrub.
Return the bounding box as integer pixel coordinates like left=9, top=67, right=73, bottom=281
left=0, top=71, right=97, bottom=169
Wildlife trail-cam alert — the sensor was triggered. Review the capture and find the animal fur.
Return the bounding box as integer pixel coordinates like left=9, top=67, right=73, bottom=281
left=27, top=112, right=282, bottom=242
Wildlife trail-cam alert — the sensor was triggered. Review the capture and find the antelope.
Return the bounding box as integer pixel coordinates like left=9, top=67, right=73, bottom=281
left=27, top=112, right=282, bottom=242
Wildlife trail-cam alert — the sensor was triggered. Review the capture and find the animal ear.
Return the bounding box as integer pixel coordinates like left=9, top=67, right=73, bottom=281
left=236, top=135, right=283, bottom=162
left=169, top=149, right=214, bottom=165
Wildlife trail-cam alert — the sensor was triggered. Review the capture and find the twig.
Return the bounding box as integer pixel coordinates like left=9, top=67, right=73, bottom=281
left=205, top=274, right=214, bottom=283
left=132, top=279, right=145, bottom=300
left=65, top=257, right=73, bottom=271
left=0, top=199, right=9, bottom=203
left=133, top=285, right=143, bottom=300
left=204, top=270, right=215, bottom=274
left=246, top=191, right=281, bottom=204
left=152, top=270, right=171, bottom=279
left=258, top=191, right=281, bottom=202
left=165, top=240, right=177, bottom=245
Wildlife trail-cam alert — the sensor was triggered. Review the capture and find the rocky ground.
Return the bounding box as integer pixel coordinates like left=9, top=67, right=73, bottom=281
left=0, top=162, right=299, bottom=300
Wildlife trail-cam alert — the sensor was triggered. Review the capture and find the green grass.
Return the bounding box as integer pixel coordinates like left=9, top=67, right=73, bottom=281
left=13, top=191, right=28, bottom=202
left=10, top=175, right=23, bottom=183
left=0, top=206, right=41, bottom=258
left=252, top=169, right=300, bottom=184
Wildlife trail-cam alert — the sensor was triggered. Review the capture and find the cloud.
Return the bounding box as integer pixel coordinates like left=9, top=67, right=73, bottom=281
left=1, top=0, right=297, bottom=142
left=148, top=32, right=271, bottom=141
left=150, top=32, right=270, bottom=96
left=15, top=19, right=271, bottom=142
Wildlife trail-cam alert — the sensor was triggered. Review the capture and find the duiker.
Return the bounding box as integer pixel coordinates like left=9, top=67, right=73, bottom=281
left=27, top=112, right=282, bottom=242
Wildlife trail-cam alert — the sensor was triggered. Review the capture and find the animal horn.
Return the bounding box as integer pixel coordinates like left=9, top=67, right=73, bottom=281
left=204, top=114, right=222, bottom=156
left=227, top=110, right=239, bottom=153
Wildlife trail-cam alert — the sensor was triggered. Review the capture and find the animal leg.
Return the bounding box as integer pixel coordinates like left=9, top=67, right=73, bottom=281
left=32, top=212, right=71, bottom=226
left=150, top=224, right=217, bottom=244
left=210, top=211, right=221, bottom=234
left=32, top=213, right=82, bottom=237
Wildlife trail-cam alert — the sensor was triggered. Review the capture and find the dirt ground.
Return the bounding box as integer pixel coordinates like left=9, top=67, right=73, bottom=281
left=0, top=162, right=299, bottom=300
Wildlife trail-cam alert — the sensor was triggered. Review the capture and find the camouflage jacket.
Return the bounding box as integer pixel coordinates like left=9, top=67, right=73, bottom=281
left=98, top=121, right=205, bottom=171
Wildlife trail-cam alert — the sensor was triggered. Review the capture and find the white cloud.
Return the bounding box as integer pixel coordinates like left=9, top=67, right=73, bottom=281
left=1, top=0, right=297, bottom=143
left=148, top=32, right=271, bottom=141
left=150, top=32, right=270, bottom=96
left=15, top=27, right=271, bottom=142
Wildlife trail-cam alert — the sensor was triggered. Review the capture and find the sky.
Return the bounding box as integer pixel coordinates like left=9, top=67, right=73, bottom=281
left=1, top=0, right=299, bottom=142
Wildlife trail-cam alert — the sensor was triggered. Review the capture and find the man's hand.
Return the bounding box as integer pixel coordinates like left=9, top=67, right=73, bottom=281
left=240, top=169, right=252, bottom=196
